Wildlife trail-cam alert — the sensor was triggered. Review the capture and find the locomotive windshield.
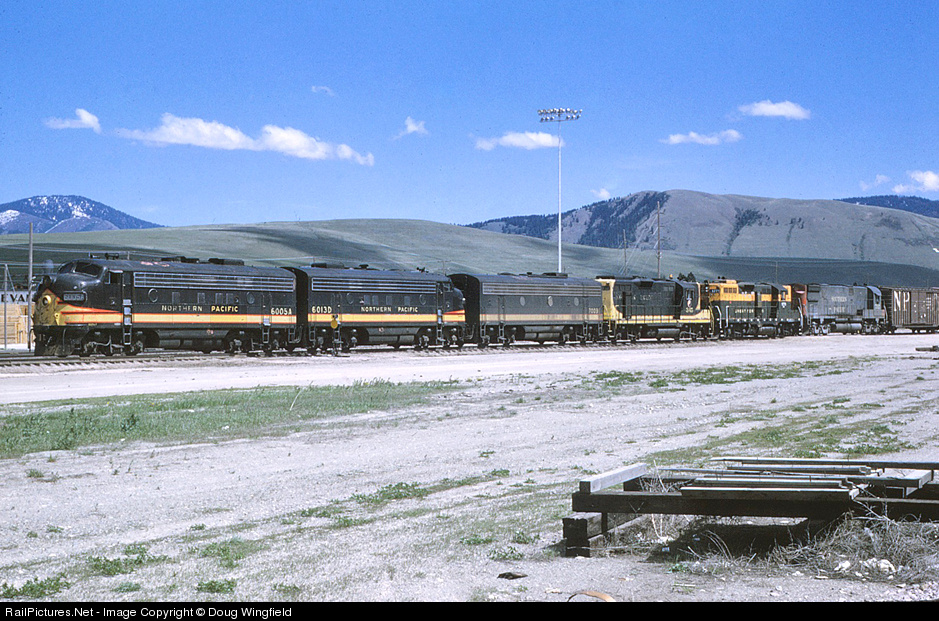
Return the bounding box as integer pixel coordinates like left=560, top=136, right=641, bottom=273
left=57, top=261, right=103, bottom=278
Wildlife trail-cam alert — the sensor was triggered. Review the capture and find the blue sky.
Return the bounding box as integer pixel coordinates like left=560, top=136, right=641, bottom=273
left=2, top=1, right=937, bottom=227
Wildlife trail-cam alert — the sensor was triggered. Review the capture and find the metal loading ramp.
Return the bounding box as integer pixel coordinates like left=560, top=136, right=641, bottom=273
left=563, top=458, right=939, bottom=557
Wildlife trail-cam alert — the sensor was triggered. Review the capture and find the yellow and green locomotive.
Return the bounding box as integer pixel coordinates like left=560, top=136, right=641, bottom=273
left=598, top=276, right=710, bottom=342
left=704, top=279, right=802, bottom=338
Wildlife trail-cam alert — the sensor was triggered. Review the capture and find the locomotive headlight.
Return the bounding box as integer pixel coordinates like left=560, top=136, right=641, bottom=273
left=42, top=294, right=52, bottom=307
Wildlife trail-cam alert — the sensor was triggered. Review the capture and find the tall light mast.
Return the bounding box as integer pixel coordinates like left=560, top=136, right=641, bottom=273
left=538, top=108, right=581, bottom=273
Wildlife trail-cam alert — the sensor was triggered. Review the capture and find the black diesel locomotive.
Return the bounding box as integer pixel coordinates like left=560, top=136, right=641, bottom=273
left=450, top=272, right=603, bottom=346
left=285, top=264, right=465, bottom=352
left=33, top=256, right=297, bottom=356
left=33, top=256, right=466, bottom=357
left=31, top=254, right=939, bottom=356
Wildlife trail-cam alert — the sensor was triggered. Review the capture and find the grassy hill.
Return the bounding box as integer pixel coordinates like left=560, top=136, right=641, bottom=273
left=1, top=218, right=938, bottom=289
left=469, top=190, right=939, bottom=275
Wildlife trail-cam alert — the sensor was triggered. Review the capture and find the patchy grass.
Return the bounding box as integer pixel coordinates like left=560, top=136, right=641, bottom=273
left=647, top=407, right=914, bottom=465
left=0, top=380, right=461, bottom=458
left=587, top=360, right=867, bottom=396
left=86, top=544, right=168, bottom=577
left=196, top=579, right=237, bottom=594
left=1, top=575, right=70, bottom=599
left=352, top=482, right=430, bottom=506
left=198, top=537, right=264, bottom=569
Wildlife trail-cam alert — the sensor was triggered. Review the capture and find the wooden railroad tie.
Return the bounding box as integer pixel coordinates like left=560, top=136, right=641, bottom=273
left=562, top=458, right=939, bottom=557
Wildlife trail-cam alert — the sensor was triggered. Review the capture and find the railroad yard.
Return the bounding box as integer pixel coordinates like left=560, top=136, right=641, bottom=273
left=1, top=335, right=939, bottom=601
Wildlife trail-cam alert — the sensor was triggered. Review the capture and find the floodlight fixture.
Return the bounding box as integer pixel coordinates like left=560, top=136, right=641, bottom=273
left=537, top=107, right=582, bottom=272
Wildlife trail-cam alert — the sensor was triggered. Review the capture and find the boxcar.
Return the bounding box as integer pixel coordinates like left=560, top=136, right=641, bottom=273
left=33, top=255, right=297, bottom=356
left=597, top=276, right=710, bottom=342
left=449, top=273, right=603, bottom=346
left=704, top=279, right=801, bottom=338
left=792, top=283, right=885, bottom=334
left=880, top=286, right=939, bottom=333
left=286, top=265, right=465, bottom=352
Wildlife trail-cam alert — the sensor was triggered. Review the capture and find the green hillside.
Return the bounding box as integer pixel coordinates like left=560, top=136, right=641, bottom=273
left=1, top=218, right=937, bottom=289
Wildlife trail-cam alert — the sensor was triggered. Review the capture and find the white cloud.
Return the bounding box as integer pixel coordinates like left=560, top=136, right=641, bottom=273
left=860, top=174, right=891, bottom=191
left=592, top=188, right=612, bottom=200
left=893, top=170, right=939, bottom=194
left=117, top=113, right=374, bottom=165
left=475, top=131, right=560, bottom=151
left=311, top=85, right=336, bottom=96
left=738, top=100, right=811, bottom=120
left=44, top=108, right=102, bottom=133
left=662, top=129, right=742, bottom=146
left=394, top=116, right=428, bottom=140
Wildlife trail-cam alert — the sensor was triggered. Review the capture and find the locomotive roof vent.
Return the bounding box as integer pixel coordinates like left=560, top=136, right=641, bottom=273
left=208, top=258, right=245, bottom=266
left=310, top=262, right=347, bottom=269
left=541, top=272, right=568, bottom=278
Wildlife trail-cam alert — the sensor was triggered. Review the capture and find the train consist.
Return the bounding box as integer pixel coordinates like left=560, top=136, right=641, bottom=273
left=30, top=254, right=939, bottom=357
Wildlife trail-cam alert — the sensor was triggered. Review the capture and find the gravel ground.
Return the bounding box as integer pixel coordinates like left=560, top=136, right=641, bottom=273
left=1, top=334, right=938, bottom=602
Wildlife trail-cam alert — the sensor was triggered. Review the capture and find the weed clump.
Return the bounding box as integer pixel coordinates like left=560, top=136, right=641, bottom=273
left=771, top=514, right=939, bottom=583
left=1, top=575, right=70, bottom=599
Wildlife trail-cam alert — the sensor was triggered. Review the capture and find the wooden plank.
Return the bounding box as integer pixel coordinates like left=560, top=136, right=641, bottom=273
left=572, top=490, right=855, bottom=520
left=849, top=469, right=933, bottom=489
left=728, top=464, right=872, bottom=475
left=579, top=463, right=648, bottom=494
left=689, top=477, right=852, bottom=489
left=679, top=486, right=859, bottom=502
left=572, top=489, right=939, bottom=521
left=713, top=457, right=939, bottom=471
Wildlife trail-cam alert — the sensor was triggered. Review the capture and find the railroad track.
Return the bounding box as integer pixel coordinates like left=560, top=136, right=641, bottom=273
left=0, top=338, right=708, bottom=369
left=0, top=351, right=224, bottom=368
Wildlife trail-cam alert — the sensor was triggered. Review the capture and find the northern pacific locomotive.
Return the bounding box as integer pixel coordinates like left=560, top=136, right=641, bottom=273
left=449, top=272, right=603, bottom=346
left=33, top=256, right=297, bottom=357
left=30, top=254, right=939, bottom=356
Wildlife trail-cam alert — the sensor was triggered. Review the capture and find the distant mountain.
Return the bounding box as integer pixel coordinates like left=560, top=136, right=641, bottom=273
left=465, top=189, right=939, bottom=272
left=838, top=195, right=939, bottom=219
left=0, top=195, right=161, bottom=235
left=470, top=191, right=670, bottom=248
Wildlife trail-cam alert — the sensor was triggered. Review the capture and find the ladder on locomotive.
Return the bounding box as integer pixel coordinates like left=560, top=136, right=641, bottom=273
left=435, top=286, right=444, bottom=346
left=121, top=271, right=133, bottom=347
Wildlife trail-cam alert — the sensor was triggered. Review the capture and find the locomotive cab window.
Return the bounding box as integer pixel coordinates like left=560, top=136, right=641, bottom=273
left=74, top=262, right=102, bottom=278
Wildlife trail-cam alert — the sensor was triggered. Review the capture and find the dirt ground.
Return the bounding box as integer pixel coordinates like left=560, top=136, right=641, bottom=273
left=1, top=334, right=938, bottom=602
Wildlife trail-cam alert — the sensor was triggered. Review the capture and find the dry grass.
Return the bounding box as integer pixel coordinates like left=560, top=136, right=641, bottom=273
left=770, top=513, right=939, bottom=583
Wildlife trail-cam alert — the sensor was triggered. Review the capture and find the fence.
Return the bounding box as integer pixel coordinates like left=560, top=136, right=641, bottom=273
left=1, top=299, right=29, bottom=346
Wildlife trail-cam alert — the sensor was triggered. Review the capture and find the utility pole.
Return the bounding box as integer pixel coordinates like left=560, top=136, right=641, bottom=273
left=28, top=223, right=33, bottom=351
left=3, top=264, right=9, bottom=350
left=623, top=230, right=628, bottom=275
left=656, top=201, right=661, bottom=278
left=538, top=108, right=582, bottom=273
